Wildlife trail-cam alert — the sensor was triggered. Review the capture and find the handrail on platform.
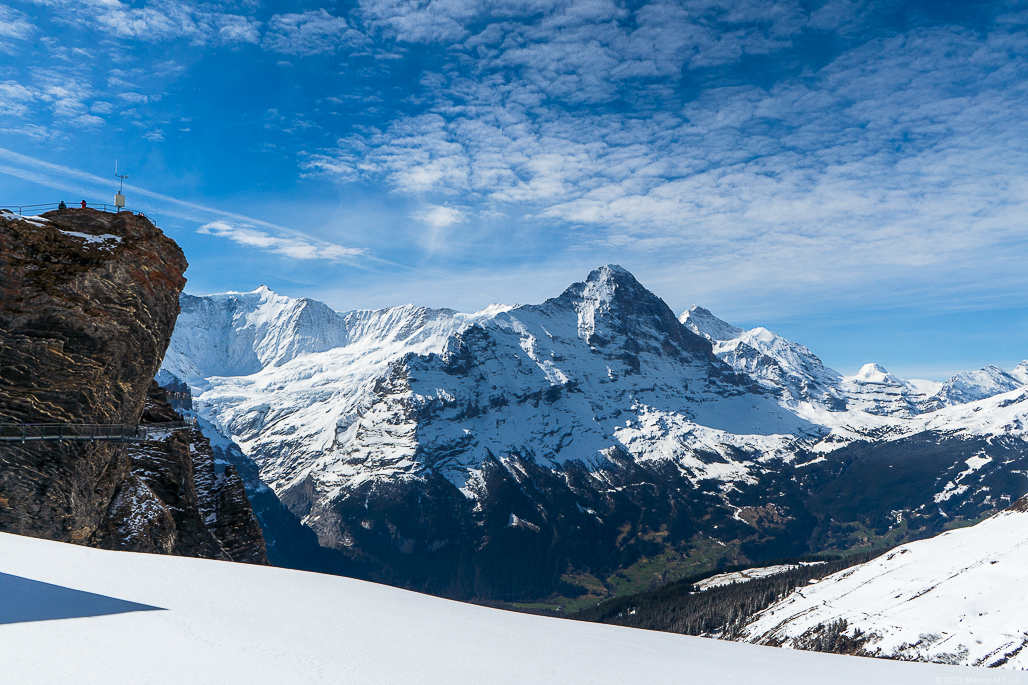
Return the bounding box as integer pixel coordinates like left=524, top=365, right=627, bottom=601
left=0, top=203, right=155, bottom=225
left=0, top=420, right=193, bottom=443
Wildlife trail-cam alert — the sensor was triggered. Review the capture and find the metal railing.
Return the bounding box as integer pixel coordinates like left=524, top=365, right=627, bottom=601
left=0, top=420, right=193, bottom=443
left=0, top=203, right=155, bottom=225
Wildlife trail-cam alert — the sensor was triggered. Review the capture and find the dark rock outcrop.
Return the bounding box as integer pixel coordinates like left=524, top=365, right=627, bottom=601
left=95, top=382, right=268, bottom=563
left=0, top=208, right=267, bottom=563
left=0, top=208, right=186, bottom=543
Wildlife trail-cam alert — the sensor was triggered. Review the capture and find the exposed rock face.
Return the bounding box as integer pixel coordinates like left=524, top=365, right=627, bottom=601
left=95, top=382, right=268, bottom=563
left=0, top=209, right=185, bottom=425
left=187, top=411, right=356, bottom=573
left=0, top=208, right=267, bottom=564
left=0, top=208, right=186, bottom=543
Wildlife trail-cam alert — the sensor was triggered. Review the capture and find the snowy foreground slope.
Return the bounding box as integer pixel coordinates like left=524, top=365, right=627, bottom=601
left=0, top=533, right=982, bottom=684
left=742, top=502, right=1028, bottom=669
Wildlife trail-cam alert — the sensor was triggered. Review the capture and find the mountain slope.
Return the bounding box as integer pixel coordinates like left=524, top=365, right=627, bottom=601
left=923, top=365, right=1025, bottom=411
left=681, top=306, right=845, bottom=410
left=163, top=267, right=826, bottom=599
left=741, top=497, right=1028, bottom=669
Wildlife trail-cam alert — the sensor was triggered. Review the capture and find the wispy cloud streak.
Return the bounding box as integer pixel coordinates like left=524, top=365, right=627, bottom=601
left=0, top=147, right=366, bottom=263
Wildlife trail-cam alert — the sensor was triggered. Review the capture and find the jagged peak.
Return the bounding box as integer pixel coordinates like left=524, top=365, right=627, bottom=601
left=681, top=306, right=744, bottom=342
left=541, top=265, right=710, bottom=355
left=577, top=264, right=640, bottom=299
left=589, top=263, right=631, bottom=277
left=558, top=264, right=653, bottom=305
left=926, top=364, right=1025, bottom=407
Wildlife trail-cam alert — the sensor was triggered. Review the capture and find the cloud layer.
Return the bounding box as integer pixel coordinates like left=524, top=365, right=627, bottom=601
left=302, top=1, right=1028, bottom=308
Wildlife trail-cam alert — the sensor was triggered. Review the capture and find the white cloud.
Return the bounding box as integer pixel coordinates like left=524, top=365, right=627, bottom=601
left=213, top=13, right=260, bottom=44
left=0, top=80, right=38, bottom=117
left=263, top=9, right=365, bottom=56
left=306, top=12, right=1028, bottom=312
left=0, top=4, right=34, bottom=48
left=0, top=123, right=56, bottom=139
left=197, top=220, right=364, bottom=261
left=307, top=114, right=470, bottom=193
left=411, top=203, right=466, bottom=228
left=28, top=0, right=261, bottom=45
left=358, top=0, right=480, bottom=43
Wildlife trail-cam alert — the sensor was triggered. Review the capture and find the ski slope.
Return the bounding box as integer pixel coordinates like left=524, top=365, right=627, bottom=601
left=0, top=532, right=982, bottom=684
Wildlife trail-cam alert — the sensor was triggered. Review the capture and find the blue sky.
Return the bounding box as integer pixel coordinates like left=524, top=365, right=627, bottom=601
left=1, top=0, right=1027, bottom=379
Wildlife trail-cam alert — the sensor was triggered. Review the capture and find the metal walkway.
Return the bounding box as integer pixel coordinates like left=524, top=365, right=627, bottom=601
left=0, top=421, right=193, bottom=443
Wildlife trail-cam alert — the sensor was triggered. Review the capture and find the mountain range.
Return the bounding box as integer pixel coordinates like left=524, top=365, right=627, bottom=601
left=160, top=265, right=1028, bottom=602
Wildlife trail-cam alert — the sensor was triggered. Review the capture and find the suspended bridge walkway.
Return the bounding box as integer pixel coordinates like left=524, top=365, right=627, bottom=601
left=0, top=421, right=193, bottom=443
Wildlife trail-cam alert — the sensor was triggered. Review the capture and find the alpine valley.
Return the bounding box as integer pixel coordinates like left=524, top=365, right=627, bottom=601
left=160, top=265, right=1028, bottom=605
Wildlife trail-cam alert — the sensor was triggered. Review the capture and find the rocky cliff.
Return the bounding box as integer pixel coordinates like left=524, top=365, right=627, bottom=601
left=94, top=382, right=268, bottom=563
left=0, top=208, right=266, bottom=563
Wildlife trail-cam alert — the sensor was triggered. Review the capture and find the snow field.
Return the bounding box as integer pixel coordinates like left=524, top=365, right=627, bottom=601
left=0, top=532, right=984, bottom=684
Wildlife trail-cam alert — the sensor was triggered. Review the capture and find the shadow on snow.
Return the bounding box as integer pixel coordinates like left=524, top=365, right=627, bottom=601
left=0, top=572, right=164, bottom=625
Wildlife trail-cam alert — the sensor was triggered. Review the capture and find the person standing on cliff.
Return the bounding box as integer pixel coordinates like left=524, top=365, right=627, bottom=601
left=80, top=200, right=87, bottom=209
left=58, top=201, right=66, bottom=210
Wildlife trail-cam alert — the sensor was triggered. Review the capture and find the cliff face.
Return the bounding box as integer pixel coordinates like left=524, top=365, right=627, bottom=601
left=95, top=382, right=268, bottom=564
left=0, top=208, right=266, bottom=563
left=0, top=208, right=186, bottom=543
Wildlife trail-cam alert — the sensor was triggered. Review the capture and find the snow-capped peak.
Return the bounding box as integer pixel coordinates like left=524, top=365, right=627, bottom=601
left=1010, top=360, right=1028, bottom=385
left=681, top=306, right=844, bottom=410
left=847, top=363, right=902, bottom=385
left=680, top=306, right=744, bottom=342
left=922, top=364, right=1026, bottom=411
left=560, top=264, right=644, bottom=309
left=557, top=265, right=704, bottom=354
left=161, top=287, right=351, bottom=384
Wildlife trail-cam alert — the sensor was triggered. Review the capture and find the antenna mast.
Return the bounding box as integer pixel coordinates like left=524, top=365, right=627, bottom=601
left=114, top=160, right=128, bottom=212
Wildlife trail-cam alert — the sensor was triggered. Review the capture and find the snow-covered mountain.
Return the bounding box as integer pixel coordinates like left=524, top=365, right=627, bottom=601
left=922, top=365, right=1025, bottom=412
left=1013, top=361, right=1028, bottom=385
left=741, top=497, right=1028, bottom=669
left=162, top=286, right=351, bottom=383
left=839, top=363, right=940, bottom=417
left=161, top=266, right=1028, bottom=601
left=682, top=305, right=1026, bottom=423
left=0, top=532, right=980, bottom=684
left=681, top=306, right=846, bottom=411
